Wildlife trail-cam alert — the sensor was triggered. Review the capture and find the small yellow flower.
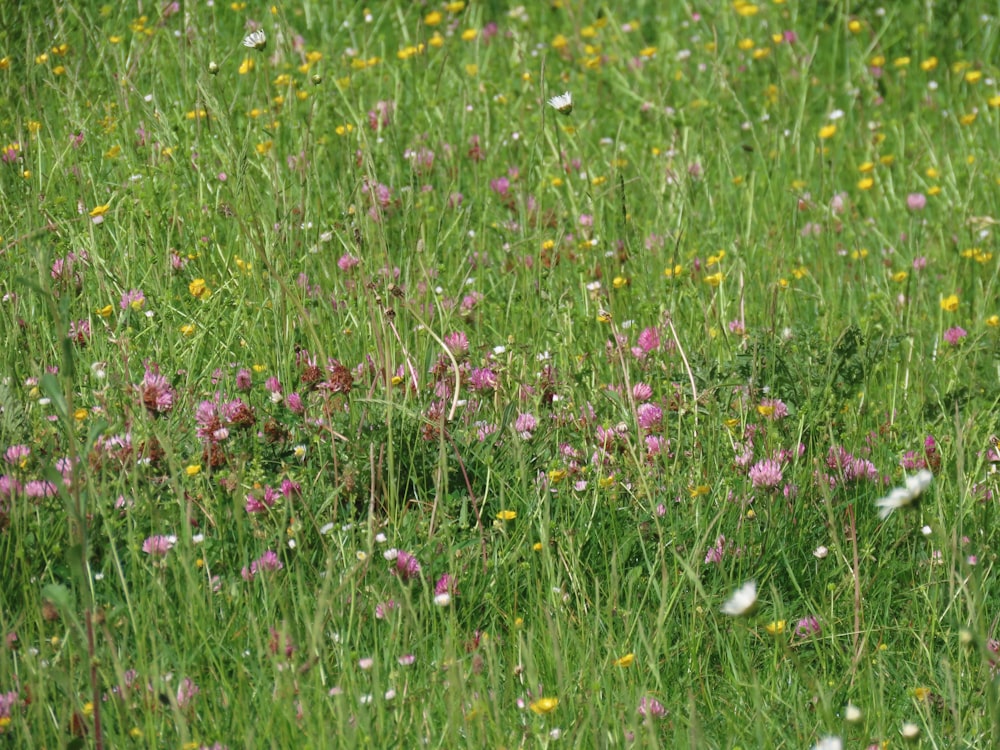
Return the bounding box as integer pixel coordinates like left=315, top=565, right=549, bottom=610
left=238, top=57, right=255, bottom=74
left=857, top=177, right=874, bottom=191
left=847, top=19, right=862, bottom=33
left=597, top=309, right=613, bottom=323
left=920, top=56, right=938, bottom=72
left=664, top=264, right=684, bottom=278
left=74, top=408, right=88, bottom=421
left=598, top=475, right=615, bottom=489
left=765, top=620, right=786, bottom=635
left=496, top=509, right=517, bottom=521
left=425, top=10, right=442, bottom=25
left=704, top=272, right=724, bottom=287
left=858, top=161, right=875, bottom=173
left=532, top=542, right=543, bottom=552
left=89, top=202, right=110, bottom=217
left=548, top=469, right=567, bottom=484
left=688, top=484, right=710, bottom=498
left=189, top=278, right=211, bottom=299
left=818, top=124, right=837, bottom=140
left=892, top=271, right=908, bottom=283
left=940, top=294, right=959, bottom=312
left=613, top=653, right=635, bottom=667
left=912, top=686, right=931, bottom=701
left=180, top=323, right=196, bottom=336
left=104, top=145, right=121, bottom=159
left=986, top=315, right=1000, bottom=328
left=185, top=464, right=201, bottom=476
left=959, top=112, right=977, bottom=126
left=965, top=70, right=982, bottom=84
left=461, top=28, right=478, bottom=41
left=529, top=697, right=559, bottom=715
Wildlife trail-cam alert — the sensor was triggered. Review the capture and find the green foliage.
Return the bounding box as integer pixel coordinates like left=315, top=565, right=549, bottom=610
left=1, top=1, right=1000, bottom=748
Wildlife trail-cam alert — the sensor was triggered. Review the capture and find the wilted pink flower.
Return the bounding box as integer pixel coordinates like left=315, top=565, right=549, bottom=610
left=139, top=364, right=175, bottom=414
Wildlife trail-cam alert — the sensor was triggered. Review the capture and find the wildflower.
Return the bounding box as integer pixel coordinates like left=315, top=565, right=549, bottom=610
left=392, top=550, right=421, bottom=582
left=547, top=91, right=573, bottom=115
left=142, top=534, right=177, bottom=557
left=749, top=458, right=783, bottom=489
left=529, top=697, right=559, bottom=714
left=242, top=550, right=283, bottom=580
left=811, top=738, right=842, bottom=750
left=900, top=722, right=920, bottom=740
left=844, top=704, right=862, bottom=723
left=612, top=653, right=635, bottom=667
left=906, top=193, right=927, bottom=211
left=765, top=620, right=786, bottom=635
left=139, top=364, right=175, bottom=414
left=496, top=509, right=517, bottom=521
left=943, top=326, right=967, bottom=346
left=875, top=469, right=933, bottom=519
left=636, top=696, right=667, bottom=719
left=242, top=29, right=266, bottom=51
left=720, top=580, right=757, bottom=617
left=514, top=412, right=537, bottom=439
left=435, top=574, right=458, bottom=599
left=795, top=615, right=821, bottom=637
left=940, top=294, right=959, bottom=312
left=120, top=289, right=146, bottom=311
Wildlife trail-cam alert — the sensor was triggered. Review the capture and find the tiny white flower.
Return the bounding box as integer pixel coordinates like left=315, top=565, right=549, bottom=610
left=319, top=522, right=335, bottom=535
left=433, top=592, right=451, bottom=606
left=875, top=469, right=933, bottom=519
left=844, top=704, right=862, bottom=723
left=811, top=737, right=842, bottom=750
left=242, top=29, right=267, bottom=51
left=900, top=722, right=920, bottom=740
left=813, top=545, right=829, bottom=559
left=720, top=580, right=757, bottom=616
left=547, top=91, right=573, bottom=115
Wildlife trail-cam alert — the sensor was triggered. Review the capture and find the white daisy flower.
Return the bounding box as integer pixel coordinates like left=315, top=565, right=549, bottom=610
left=720, top=580, right=757, bottom=617
left=875, top=469, right=933, bottom=519
left=811, top=737, right=842, bottom=750
left=547, top=91, right=573, bottom=115
left=242, top=29, right=267, bottom=51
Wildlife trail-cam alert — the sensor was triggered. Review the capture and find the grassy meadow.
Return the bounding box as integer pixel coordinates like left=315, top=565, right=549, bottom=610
left=3, top=0, right=1000, bottom=747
